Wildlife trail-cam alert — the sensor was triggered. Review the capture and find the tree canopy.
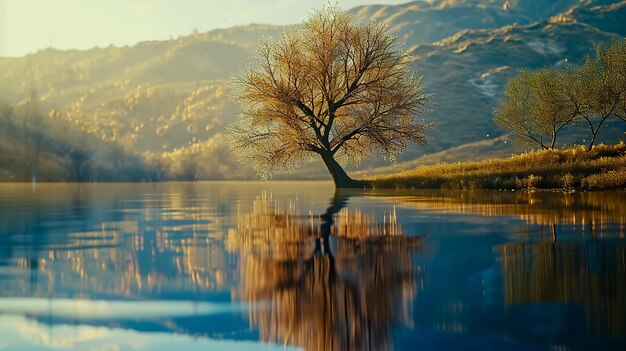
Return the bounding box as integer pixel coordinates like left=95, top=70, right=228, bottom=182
left=494, top=39, right=626, bottom=151
left=229, top=7, right=430, bottom=187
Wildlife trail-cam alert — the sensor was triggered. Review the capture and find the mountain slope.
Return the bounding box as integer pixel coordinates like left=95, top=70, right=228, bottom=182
left=398, top=0, right=626, bottom=161
left=0, top=1, right=625, bottom=180
left=349, top=0, right=617, bottom=48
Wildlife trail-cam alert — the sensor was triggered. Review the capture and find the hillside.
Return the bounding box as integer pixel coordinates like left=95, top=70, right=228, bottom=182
left=349, top=0, right=618, bottom=48
left=352, top=135, right=513, bottom=178
left=399, top=1, right=626, bottom=160
left=0, top=1, right=625, bottom=181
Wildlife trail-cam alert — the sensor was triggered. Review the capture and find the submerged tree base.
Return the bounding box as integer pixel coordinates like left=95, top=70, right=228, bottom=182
left=335, top=178, right=372, bottom=189
left=369, top=143, right=626, bottom=190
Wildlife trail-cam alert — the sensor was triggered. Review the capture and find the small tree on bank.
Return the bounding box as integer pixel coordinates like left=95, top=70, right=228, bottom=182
left=494, top=68, right=578, bottom=150
left=494, top=39, right=626, bottom=151
left=229, top=8, right=430, bottom=188
left=578, top=40, right=626, bottom=149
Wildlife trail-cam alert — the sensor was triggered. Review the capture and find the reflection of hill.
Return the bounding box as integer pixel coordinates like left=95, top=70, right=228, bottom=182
left=498, top=240, right=626, bottom=335
left=227, top=192, right=425, bottom=351
left=371, top=190, right=626, bottom=229
left=0, top=184, right=235, bottom=299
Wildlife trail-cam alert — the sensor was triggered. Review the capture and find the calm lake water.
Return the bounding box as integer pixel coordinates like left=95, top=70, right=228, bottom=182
left=0, top=182, right=625, bottom=351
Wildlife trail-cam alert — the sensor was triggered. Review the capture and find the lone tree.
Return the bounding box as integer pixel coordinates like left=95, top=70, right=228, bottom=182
left=229, top=7, right=430, bottom=188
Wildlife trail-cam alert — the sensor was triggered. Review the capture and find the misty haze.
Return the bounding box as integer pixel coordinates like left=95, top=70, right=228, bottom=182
left=0, top=1, right=625, bottom=350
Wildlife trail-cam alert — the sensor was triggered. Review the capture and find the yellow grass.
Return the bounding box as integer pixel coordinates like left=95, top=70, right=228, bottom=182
left=368, top=142, right=626, bottom=190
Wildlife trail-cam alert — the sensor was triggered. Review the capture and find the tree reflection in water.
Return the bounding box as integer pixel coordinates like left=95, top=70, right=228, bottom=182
left=227, top=190, right=425, bottom=351
left=498, top=239, right=626, bottom=336
left=380, top=189, right=626, bottom=337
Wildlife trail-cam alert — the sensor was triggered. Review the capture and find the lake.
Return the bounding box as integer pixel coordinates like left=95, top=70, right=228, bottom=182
left=0, top=182, right=625, bottom=351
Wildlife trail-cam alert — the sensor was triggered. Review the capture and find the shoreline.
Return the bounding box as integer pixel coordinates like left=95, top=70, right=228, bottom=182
left=367, top=143, right=626, bottom=191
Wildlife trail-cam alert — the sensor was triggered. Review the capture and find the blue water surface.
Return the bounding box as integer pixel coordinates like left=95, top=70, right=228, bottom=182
left=0, top=182, right=624, bottom=351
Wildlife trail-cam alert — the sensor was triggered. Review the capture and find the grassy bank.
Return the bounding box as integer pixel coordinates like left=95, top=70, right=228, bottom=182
left=368, top=143, right=626, bottom=190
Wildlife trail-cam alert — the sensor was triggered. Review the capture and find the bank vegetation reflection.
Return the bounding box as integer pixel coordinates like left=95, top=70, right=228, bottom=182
left=227, top=191, right=426, bottom=351
left=382, top=190, right=626, bottom=230
left=498, top=239, right=626, bottom=335
left=373, top=189, right=626, bottom=336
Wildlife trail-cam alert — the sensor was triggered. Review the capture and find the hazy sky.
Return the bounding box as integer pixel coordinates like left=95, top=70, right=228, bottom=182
left=0, top=0, right=410, bottom=57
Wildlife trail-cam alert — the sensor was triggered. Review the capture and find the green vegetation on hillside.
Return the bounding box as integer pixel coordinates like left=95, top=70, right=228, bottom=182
left=0, top=30, right=260, bottom=181
left=369, top=142, right=626, bottom=190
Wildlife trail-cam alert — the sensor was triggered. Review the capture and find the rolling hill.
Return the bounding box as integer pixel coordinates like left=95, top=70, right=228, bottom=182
left=349, top=0, right=618, bottom=48
left=0, top=0, right=625, bottom=181
left=398, top=0, right=626, bottom=159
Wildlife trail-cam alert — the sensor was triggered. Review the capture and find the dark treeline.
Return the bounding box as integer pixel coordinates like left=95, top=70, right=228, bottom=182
left=0, top=85, right=254, bottom=182
left=0, top=92, right=161, bottom=182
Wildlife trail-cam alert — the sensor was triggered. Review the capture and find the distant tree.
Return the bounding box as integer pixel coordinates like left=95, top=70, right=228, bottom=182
left=178, top=158, right=200, bottom=181
left=229, top=7, right=430, bottom=188
left=65, top=122, right=94, bottom=182
left=67, top=147, right=94, bottom=182
left=577, top=39, right=626, bottom=150
left=4, top=89, right=49, bottom=182
left=0, top=102, right=18, bottom=175
left=51, top=110, right=95, bottom=182
left=609, top=41, right=626, bottom=122
left=495, top=39, right=626, bottom=151
left=142, top=152, right=168, bottom=182
left=494, top=68, right=578, bottom=150
left=0, top=102, right=15, bottom=143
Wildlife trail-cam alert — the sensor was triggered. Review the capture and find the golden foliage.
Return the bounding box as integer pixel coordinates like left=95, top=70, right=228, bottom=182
left=144, top=134, right=245, bottom=181
left=229, top=7, right=430, bottom=179
left=581, top=168, right=626, bottom=189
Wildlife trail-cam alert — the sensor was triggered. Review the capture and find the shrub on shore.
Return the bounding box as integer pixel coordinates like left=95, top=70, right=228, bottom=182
left=369, top=142, right=626, bottom=190
left=581, top=169, right=626, bottom=190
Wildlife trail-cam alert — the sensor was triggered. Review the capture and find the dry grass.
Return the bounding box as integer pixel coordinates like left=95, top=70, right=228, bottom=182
left=580, top=169, right=626, bottom=190
left=368, top=142, right=626, bottom=190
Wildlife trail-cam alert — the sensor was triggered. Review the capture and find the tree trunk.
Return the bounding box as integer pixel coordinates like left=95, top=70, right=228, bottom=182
left=319, top=152, right=369, bottom=188
left=587, top=130, right=599, bottom=151
left=75, top=162, right=81, bottom=183
left=550, top=128, right=558, bottom=149
left=585, top=115, right=609, bottom=151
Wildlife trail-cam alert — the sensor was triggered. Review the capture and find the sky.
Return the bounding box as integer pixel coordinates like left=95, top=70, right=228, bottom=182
left=0, top=0, right=411, bottom=57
